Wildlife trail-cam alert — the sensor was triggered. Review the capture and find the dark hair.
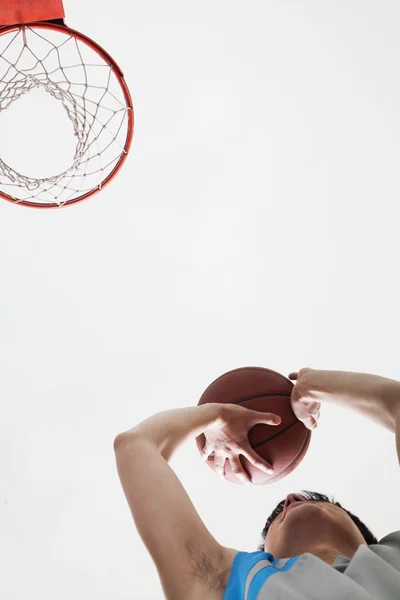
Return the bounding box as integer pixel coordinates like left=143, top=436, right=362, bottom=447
left=257, top=490, right=379, bottom=552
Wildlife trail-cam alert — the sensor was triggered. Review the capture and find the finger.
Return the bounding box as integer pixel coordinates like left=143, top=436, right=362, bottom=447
left=309, top=417, right=318, bottom=430
left=201, top=443, right=211, bottom=461
left=214, top=456, right=226, bottom=480
left=307, top=407, right=321, bottom=429
left=240, top=446, right=275, bottom=474
left=253, top=411, right=282, bottom=425
left=268, top=413, right=282, bottom=425
left=229, top=455, right=253, bottom=486
left=304, top=415, right=318, bottom=430
left=288, top=372, right=298, bottom=380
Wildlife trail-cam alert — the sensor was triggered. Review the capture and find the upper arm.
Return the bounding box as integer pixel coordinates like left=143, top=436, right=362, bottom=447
left=113, top=433, right=228, bottom=600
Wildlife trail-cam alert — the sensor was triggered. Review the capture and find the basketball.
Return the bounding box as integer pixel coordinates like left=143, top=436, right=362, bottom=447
left=195, top=366, right=312, bottom=485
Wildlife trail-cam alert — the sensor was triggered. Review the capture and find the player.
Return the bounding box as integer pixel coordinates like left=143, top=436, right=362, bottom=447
left=114, top=368, right=400, bottom=599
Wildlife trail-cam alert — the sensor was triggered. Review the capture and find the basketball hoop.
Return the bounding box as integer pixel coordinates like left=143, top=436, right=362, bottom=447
left=0, top=0, right=134, bottom=208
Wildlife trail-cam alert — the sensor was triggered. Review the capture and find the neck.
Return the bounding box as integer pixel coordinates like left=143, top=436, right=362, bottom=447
left=309, top=544, right=356, bottom=565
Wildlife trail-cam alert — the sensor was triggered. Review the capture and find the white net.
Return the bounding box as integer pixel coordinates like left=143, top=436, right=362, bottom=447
left=0, top=24, right=133, bottom=208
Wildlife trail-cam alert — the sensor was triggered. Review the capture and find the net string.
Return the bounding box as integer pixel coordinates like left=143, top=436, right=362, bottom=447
left=0, top=25, right=131, bottom=206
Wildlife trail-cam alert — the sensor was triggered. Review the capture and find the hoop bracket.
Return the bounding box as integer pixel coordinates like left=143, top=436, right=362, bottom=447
left=0, top=0, right=65, bottom=27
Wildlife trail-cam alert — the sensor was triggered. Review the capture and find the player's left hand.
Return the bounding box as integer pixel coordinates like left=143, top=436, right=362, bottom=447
left=201, top=404, right=281, bottom=485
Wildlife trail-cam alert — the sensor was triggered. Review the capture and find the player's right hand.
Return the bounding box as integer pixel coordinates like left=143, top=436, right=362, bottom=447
left=288, top=368, right=321, bottom=431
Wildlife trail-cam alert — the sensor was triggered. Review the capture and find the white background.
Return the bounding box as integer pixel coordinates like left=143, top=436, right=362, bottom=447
left=1, top=1, right=400, bottom=598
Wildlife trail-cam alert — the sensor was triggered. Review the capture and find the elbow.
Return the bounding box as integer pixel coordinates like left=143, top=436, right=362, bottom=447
left=113, top=430, right=142, bottom=452
left=113, top=433, right=127, bottom=452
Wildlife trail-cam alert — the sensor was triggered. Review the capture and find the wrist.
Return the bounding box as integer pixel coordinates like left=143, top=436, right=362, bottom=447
left=126, top=404, right=223, bottom=460
left=306, top=369, right=400, bottom=433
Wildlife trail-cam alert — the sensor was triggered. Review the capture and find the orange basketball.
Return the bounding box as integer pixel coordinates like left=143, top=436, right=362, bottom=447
left=195, top=366, right=312, bottom=485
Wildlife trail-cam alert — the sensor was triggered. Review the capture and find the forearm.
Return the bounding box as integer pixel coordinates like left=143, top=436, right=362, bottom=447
left=118, top=404, right=222, bottom=461
left=305, top=369, right=400, bottom=433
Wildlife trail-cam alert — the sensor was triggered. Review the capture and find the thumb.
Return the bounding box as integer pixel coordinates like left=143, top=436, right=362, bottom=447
left=253, top=410, right=282, bottom=425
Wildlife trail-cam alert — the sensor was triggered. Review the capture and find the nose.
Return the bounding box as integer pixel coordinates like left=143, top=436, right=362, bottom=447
left=283, top=493, right=305, bottom=512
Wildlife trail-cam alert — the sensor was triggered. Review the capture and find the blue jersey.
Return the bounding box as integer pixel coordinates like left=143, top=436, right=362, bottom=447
left=223, top=530, right=400, bottom=599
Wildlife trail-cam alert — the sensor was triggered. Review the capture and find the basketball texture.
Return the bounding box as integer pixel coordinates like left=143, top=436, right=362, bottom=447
left=195, top=367, right=312, bottom=485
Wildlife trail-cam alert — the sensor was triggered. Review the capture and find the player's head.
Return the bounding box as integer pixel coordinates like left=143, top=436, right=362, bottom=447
left=257, top=490, right=378, bottom=563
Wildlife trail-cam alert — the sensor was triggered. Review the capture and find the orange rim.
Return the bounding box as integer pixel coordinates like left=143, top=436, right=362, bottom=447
left=0, top=22, right=134, bottom=209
